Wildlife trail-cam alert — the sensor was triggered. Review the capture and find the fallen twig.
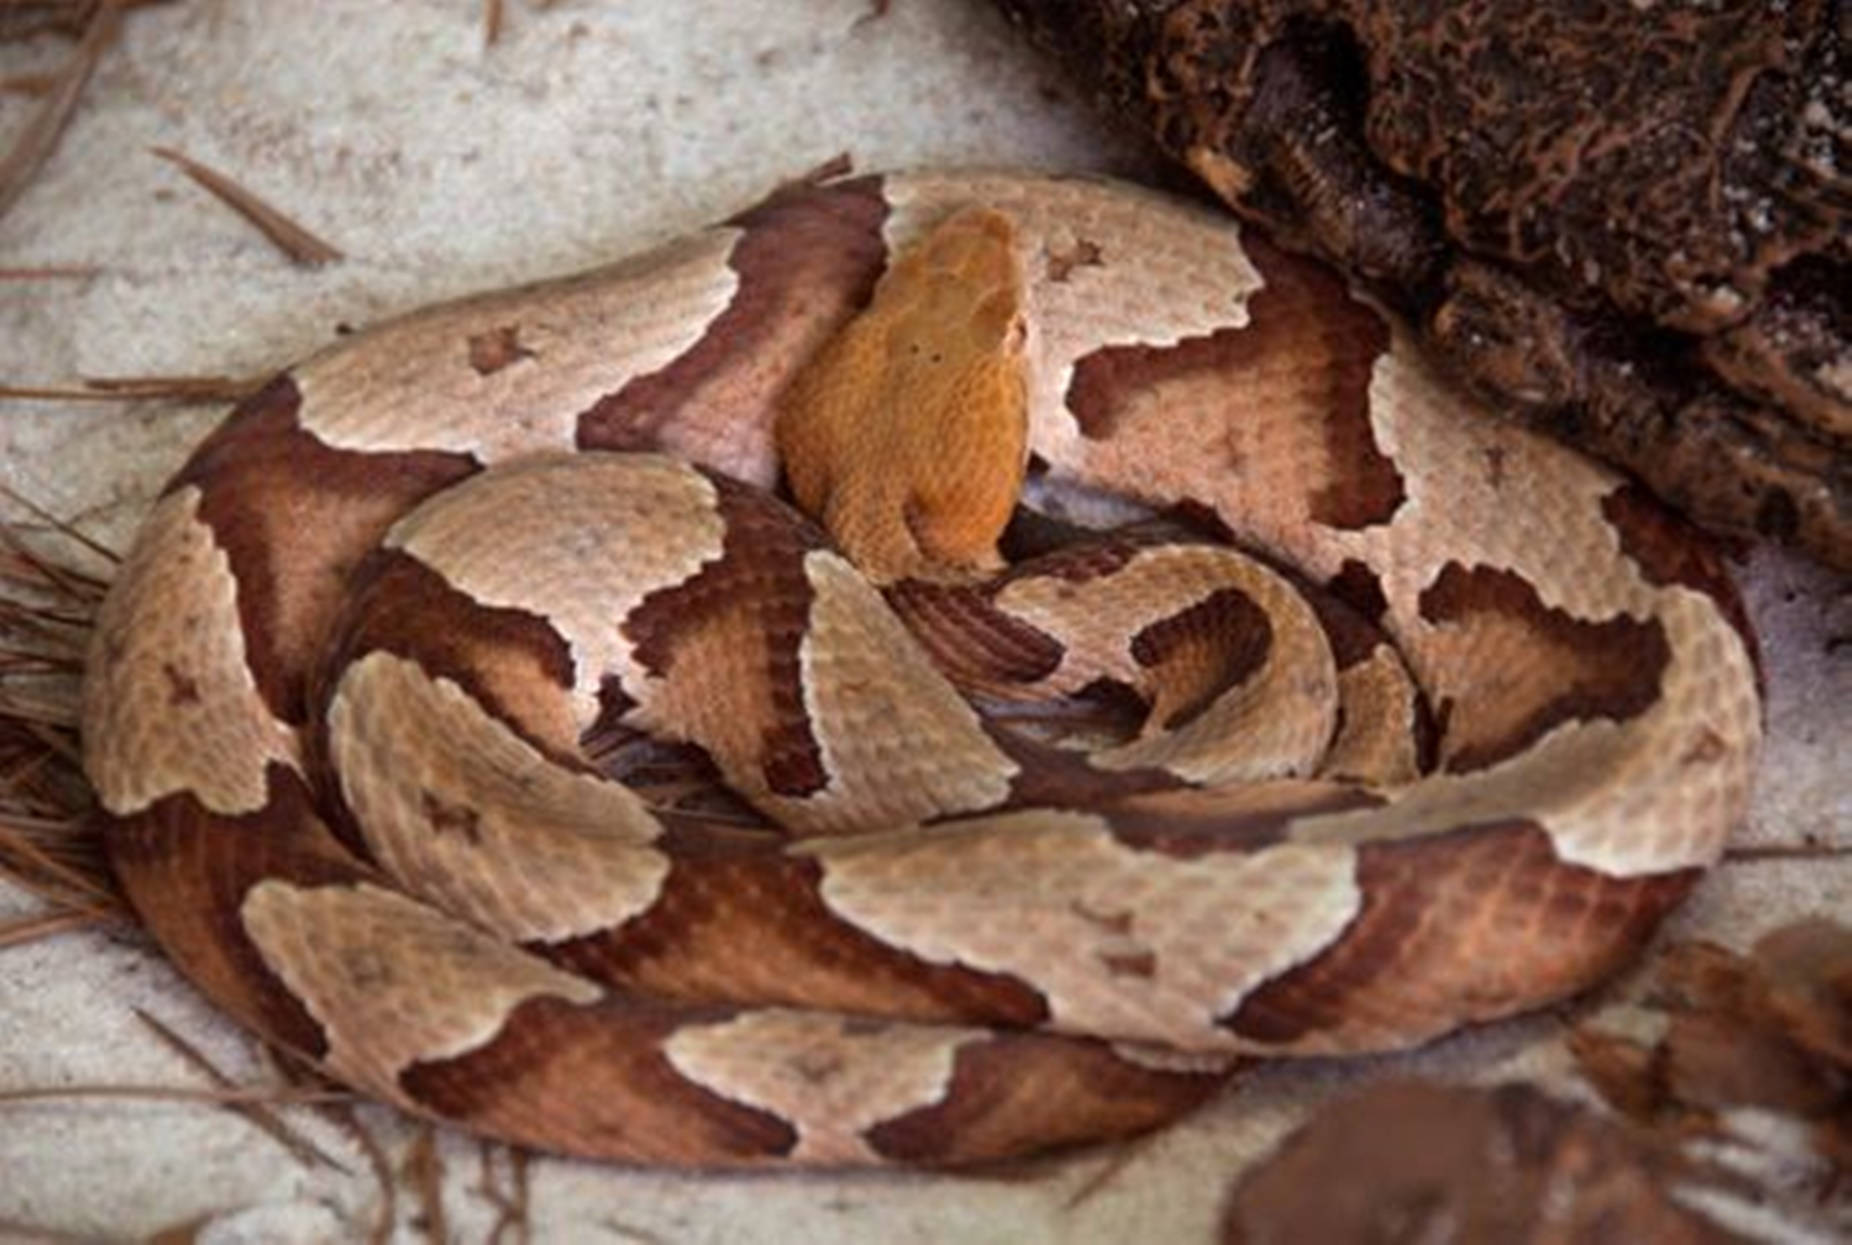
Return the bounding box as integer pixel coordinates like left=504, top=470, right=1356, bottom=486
left=150, top=145, right=344, bottom=266
left=136, top=1008, right=351, bottom=1173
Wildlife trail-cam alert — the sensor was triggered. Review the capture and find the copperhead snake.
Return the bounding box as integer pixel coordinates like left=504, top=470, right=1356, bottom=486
left=80, top=170, right=1763, bottom=1166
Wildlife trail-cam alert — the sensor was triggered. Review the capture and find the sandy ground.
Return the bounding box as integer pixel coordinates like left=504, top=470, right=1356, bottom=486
left=0, top=3, right=1846, bottom=1242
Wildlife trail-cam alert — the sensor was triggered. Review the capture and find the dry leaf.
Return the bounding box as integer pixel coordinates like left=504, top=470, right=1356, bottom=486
left=1573, top=920, right=1852, bottom=1195
left=1222, top=1081, right=1749, bottom=1245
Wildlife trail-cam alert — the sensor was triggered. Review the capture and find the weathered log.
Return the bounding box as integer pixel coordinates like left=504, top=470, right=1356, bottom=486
left=995, top=0, right=1852, bottom=569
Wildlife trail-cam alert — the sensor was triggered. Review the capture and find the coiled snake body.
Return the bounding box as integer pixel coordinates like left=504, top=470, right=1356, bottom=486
left=81, top=171, right=1762, bottom=1165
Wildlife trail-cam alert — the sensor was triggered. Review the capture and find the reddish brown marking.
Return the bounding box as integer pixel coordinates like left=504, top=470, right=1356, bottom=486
left=1325, top=559, right=1390, bottom=630
left=883, top=579, right=1063, bottom=691
left=316, top=548, right=582, bottom=771
left=161, top=661, right=202, bottom=706
left=581, top=675, right=641, bottom=751
left=541, top=847, right=1054, bottom=1028
left=466, top=325, right=535, bottom=375
left=1129, top=586, right=1273, bottom=730
left=1418, top=562, right=1671, bottom=773
left=576, top=176, right=891, bottom=450
left=170, top=375, right=477, bottom=724
left=1601, top=483, right=1760, bottom=687
left=398, top=995, right=799, bottom=1163
left=623, top=472, right=831, bottom=799
left=1102, top=786, right=1384, bottom=859
left=863, top=1033, right=1223, bottom=1163
left=1064, top=231, right=1402, bottom=530
left=1044, top=237, right=1103, bottom=283
left=104, top=764, right=387, bottom=1062
left=893, top=531, right=1174, bottom=701
left=1221, top=822, right=1699, bottom=1045
left=1011, top=538, right=1149, bottom=585
left=1304, top=559, right=1443, bottom=770
left=1296, top=576, right=1387, bottom=671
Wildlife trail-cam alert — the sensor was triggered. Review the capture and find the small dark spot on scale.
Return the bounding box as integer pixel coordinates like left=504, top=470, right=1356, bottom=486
left=792, top=1051, right=845, bottom=1084
left=161, top=661, right=201, bottom=706
left=1070, top=899, right=1135, bottom=935
left=421, top=789, right=485, bottom=844
left=1099, top=948, right=1158, bottom=978
left=1045, top=238, right=1104, bottom=283
left=466, top=325, right=537, bottom=376
left=1483, top=445, right=1508, bottom=489
left=340, top=945, right=393, bottom=990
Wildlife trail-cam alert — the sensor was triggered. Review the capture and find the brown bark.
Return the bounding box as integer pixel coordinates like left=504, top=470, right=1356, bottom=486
left=993, top=0, right=1852, bottom=570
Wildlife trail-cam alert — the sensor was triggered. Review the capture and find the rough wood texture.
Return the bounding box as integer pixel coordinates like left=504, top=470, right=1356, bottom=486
left=992, top=0, right=1852, bottom=570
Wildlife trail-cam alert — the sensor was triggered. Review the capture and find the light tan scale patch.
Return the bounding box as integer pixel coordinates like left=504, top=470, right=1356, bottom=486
left=776, top=551, right=1018, bottom=833
left=327, top=651, right=671, bottom=943
left=881, top=173, right=1266, bottom=472
left=292, top=228, right=745, bottom=465
left=81, top=487, right=299, bottom=816
left=803, top=810, right=1361, bottom=1050
left=993, top=546, right=1339, bottom=784
left=1321, top=648, right=1423, bottom=787
left=661, top=1009, right=988, bottom=1164
left=240, top=880, right=602, bottom=1101
left=384, top=454, right=726, bottom=732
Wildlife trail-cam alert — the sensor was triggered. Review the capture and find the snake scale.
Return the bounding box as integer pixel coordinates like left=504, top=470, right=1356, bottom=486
left=80, top=171, right=1762, bottom=1166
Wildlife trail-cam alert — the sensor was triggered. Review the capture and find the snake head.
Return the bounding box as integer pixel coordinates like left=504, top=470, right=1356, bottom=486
left=775, top=204, right=1029, bottom=585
